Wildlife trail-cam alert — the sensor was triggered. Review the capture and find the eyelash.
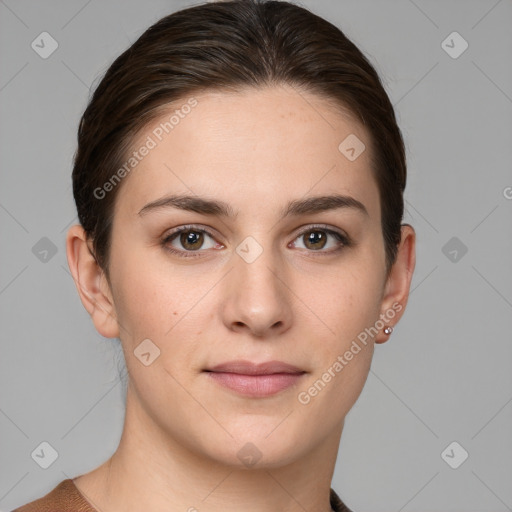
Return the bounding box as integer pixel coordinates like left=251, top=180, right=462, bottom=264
left=161, top=224, right=351, bottom=259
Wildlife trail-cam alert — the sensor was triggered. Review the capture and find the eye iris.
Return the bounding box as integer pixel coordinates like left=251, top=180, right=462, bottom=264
left=304, top=230, right=326, bottom=250
left=181, top=231, right=203, bottom=250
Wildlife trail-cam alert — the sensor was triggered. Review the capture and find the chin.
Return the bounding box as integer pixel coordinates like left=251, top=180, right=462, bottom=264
left=196, top=424, right=309, bottom=470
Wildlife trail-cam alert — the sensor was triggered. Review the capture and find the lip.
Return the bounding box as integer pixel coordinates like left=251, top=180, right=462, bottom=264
left=204, top=360, right=306, bottom=398
left=207, top=360, right=305, bottom=375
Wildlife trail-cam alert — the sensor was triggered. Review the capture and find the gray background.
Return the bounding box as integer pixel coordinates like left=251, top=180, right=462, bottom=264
left=1, top=0, right=511, bottom=511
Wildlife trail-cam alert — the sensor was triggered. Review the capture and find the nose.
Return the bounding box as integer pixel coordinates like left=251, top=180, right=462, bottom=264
left=221, top=241, right=293, bottom=338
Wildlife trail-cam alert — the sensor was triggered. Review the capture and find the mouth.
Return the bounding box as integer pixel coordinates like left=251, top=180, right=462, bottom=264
left=203, top=360, right=307, bottom=397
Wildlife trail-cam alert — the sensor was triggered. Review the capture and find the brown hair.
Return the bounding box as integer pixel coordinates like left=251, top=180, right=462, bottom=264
left=72, top=0, right=406, bottom=282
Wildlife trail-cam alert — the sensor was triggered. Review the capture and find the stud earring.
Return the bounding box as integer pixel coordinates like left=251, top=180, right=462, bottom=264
left=383, top=326, right=393, bottom=335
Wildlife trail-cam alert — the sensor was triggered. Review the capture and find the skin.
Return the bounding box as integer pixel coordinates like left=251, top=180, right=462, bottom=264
left=66, top=84, right=415, bottom=512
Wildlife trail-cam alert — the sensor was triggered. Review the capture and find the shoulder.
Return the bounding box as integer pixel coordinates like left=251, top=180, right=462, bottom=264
left=10, top=479, right=96, bottom=512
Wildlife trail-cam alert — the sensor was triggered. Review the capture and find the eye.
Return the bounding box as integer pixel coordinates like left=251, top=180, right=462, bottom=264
left=290, top=225, right=350, bottom=254
left=161, top=224, right=350, bottom=259
left=162, top=225, right=223, bottom=258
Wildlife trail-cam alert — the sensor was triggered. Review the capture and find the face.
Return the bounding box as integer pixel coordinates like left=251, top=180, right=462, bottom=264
left=80, top=84, right=407, bottom=468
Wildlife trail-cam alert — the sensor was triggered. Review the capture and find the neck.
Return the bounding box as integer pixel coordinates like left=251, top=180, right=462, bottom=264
left=74, top=386, right=342, bottom=512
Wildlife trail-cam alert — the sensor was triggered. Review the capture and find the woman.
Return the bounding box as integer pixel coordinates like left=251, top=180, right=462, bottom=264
left=12, top=0, right=415, bottom=510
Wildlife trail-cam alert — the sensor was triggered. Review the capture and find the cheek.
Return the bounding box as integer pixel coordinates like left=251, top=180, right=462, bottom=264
left=304, top=260, right=384, bottom=346
left=109, top=250, right=178, bottom=340
left=289, top=257, right=382, bottom=391
left=294, top=271, right=379, bottom=419
left=110, top=261, right=201, bottom=402
left=109, top=251, right=218, bottom=366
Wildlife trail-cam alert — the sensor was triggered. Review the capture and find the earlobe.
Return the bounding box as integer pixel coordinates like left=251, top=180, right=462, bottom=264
left=374, top=223, right=416, bottom=344
left=65, top=224, right=120, bottom=339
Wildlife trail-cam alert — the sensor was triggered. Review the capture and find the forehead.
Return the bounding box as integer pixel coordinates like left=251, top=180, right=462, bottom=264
left=114, top=84, right=380, bottom=223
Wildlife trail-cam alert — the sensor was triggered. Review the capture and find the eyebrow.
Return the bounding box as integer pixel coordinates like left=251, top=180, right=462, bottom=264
left=138, top=193, right=369, bottom=219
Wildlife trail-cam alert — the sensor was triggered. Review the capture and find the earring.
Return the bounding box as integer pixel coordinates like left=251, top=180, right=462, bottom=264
left=383, top=326, right=393, bottom=335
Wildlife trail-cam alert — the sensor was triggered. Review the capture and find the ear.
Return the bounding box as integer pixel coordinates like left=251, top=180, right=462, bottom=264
left=65, top=224, right=120, bottom=339
left=374, top=224, right=416, bottom=344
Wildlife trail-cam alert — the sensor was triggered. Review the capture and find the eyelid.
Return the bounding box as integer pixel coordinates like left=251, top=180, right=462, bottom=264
left=163, top=223, right=218, bottom=239
left=293, top=223, right=349, bottom=240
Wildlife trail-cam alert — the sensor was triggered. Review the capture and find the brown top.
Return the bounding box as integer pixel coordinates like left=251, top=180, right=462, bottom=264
left=11, top=478, right=354, bottom=512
